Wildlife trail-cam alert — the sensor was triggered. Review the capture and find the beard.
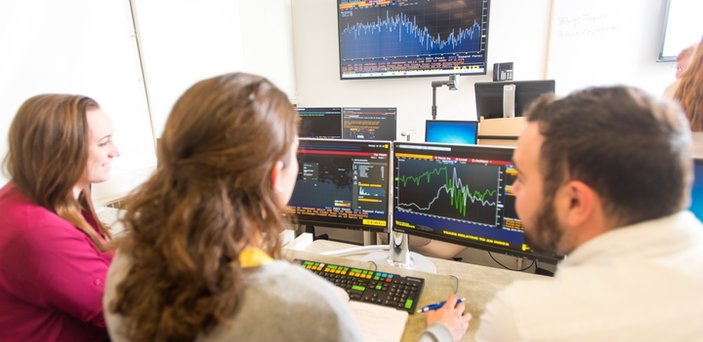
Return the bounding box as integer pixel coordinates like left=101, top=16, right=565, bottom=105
left=524, top=195, right=564, bottom=257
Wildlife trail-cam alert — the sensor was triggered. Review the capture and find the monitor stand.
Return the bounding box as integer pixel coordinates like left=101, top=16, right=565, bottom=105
left=322, top=232, right=437, bottom=273
left=361, top=232, right=437, bottom=273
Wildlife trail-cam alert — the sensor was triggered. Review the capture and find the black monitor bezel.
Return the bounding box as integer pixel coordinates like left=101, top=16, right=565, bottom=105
left=392, top=141, right=563, bottom=262
left=424, top=120, right=479, bottom=145
left=296, top=107, right=343, bottom=139
left=474, top=80, right=556, bottom=120
left=289, top=138, right=392, bottom=233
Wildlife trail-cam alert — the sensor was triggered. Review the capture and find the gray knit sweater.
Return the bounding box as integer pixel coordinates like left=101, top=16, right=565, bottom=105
left=104, top=255, right=363, bottom=341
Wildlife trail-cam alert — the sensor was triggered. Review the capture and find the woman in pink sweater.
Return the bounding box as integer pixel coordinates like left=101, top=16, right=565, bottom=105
left=0, top=94, right=119, bottom=341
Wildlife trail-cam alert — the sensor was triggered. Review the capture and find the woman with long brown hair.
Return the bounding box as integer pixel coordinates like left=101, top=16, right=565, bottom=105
left=0, top=94, right=119, bottom=341
left=104, top=72, right=362, bottom=341
left=674, top=39, right=703, bottom=132
left=105, top=72, right=470, bottom=342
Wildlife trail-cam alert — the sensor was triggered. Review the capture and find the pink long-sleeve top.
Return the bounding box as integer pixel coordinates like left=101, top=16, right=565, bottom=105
left=0, top=183, right=113, bottom=342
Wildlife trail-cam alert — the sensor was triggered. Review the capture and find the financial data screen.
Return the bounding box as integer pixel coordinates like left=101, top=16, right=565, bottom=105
left=392, top=142, right=561, bottom=262
left=288, top=139, right=391, bottom=232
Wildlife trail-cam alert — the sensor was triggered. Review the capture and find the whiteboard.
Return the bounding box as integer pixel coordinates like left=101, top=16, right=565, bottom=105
left=546, top=0, right=672, bottom=95
left=0, top=0, right=156, bottom=204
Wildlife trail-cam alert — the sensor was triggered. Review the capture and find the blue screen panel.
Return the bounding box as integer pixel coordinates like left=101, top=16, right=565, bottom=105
left=425, top=120, right=478, bottom=145
left=691, top=159, right=703, bottom=221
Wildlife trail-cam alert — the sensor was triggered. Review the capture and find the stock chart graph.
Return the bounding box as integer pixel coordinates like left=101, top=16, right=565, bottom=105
left=339, top=10, right=482, bottom=59
left=396, top=158, right=500, bottom=226
left=391, top=142, right=563, bottom=262
left=337, top=0, right=489, bottom=78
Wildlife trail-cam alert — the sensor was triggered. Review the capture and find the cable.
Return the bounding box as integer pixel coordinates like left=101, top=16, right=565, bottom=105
left=366, top=260, right=378, bottom=272
left=488, top=251, right=536, bottom=272
left=447, top=274, right=460, bottom=294
left=320, top=244, right=388, bottom=257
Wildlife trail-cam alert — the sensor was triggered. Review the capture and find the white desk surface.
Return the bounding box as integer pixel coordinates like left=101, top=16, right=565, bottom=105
left=284, top=239, right=543, bottom=342
left=97, top=208, right=543, bottom=342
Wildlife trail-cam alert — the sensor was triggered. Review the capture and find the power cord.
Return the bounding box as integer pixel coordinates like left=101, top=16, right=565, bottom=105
left=448, top=274, right=460, bottom=294
left=366, top=260, right=378, bottom=272
left=488, top=251, right=536, bottom=272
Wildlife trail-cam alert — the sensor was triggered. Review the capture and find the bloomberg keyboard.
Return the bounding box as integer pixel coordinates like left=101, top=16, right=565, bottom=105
left=297, top=259, right=424, bottom=313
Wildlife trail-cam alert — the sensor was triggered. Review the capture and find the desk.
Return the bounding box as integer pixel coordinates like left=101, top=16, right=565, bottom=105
left=477, top=117, right=526, bottom=147
left=284, top=239, right=542, bottom=342
left=97, top=208, right=542, bottom=341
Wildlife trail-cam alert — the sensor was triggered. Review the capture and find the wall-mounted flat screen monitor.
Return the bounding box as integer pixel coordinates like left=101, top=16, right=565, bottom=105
left=475, top=80, right=555, bottom=119
left=296, top=107, right=342, bottom=139
left=392, top=142, right=562, bottom=262
left=691, top=158, right=703, bottom=221
left=337, top=0, right=491, bottom=79
left=342, top=107, right=397, bottom=140
left=425, top=120, right=478, bottom=145
left=288, top=139, right=391, bottom=233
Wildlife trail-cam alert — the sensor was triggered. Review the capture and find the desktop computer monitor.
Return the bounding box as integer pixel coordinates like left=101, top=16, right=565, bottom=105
left=425, top=120, right=478, bottom=145
left=287, top=138, right=392, bottom=233
left=475, top=80, right=556, bottom=119
left=342, top=107, right=397, bottom=140
left=296, top=107, right=342, bottom=138
left=691, top=158, right=703, bottom=221
left=392, top=141, right=562, bottom=262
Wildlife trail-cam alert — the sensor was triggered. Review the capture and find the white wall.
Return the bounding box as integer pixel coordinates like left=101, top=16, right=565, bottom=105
left=1, top=0, right=296, bottom=205
left=290, top=0, right=677, bottom=270
left=291, top=0, right=550, bottom=141
left=133, top=0, right=296, bottom=138
left=0, top=0, right=156, bottom=204
left=291, top=0, right=676, bottom=141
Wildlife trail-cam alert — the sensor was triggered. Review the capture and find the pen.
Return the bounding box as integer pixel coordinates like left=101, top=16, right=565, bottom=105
left=417, top=297, right=467, bottom=313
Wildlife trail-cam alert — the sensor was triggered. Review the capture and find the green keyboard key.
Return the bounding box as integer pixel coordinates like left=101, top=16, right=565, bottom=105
left=296, top=259, right=424, bottom=314
left=352, top=285, right=366, bottom=292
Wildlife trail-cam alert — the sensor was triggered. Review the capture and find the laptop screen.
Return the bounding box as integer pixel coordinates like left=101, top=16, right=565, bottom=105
left=691, top=158, right=703, bottom=221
